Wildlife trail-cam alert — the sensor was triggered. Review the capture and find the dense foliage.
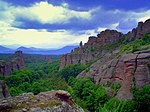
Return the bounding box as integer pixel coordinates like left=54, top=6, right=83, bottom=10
left=68, top=77, right=109, bottom=111
left=6, top=61, right=86, bottom=96
left=133, top=86, right=150, bottom=112
left=6, top=61, right=68, bottom=96
left=25, top=61, right=60, bottom=76
left=58, top=64, right=87, bottom=82
left=100, top=86, right=150, bottom=112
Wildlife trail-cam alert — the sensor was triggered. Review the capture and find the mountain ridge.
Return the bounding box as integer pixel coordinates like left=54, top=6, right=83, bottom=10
left=60, top=19, right=150, bottom=69
left=0, top=45, right=78, bottom=55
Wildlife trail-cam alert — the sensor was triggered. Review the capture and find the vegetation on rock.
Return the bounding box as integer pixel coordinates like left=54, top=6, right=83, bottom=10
left=121, top=33, right=150, bottom=53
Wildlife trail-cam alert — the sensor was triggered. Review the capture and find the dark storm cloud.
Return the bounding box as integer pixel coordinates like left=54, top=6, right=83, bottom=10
left=5, top=0, right=150, bottom=11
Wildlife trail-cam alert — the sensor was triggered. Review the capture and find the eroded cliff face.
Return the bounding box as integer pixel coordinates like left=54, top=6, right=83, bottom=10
left=60, top=30, right=123, bottom=69
left=0, top=80, right=10, bottom=99
left=78, top=50, right=150, bottom=99
left=60, top=19, right=150, bottom=100
left=0, top=51, right=24, bottom=77
left=0, top=90, right=84, bottom=112
left=60, top=19, right=150, bottom=69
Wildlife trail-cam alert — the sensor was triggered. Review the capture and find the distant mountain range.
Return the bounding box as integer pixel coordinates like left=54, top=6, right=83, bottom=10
left=0, top=45, right=78, bottom=55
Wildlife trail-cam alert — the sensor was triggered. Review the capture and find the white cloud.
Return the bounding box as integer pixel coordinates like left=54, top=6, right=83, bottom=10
left=132, top=10, right=150, bottom=22
left=12, top=1, right=92, bottom=24
left=0, top=1, right=92, bottom=27
left=0, top=1, right=92, bottom=48
left=0, top=26, right=88, bottom=48
left=0, top=1, right=150, bottom=48
left=62, top=3, right=69, bottom=8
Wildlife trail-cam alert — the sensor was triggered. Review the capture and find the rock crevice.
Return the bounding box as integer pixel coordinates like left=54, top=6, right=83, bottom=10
left=78, top=51, right=150, bottom=99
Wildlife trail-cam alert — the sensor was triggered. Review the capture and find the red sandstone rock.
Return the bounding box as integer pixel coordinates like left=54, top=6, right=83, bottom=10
left=78, top=51, right=150, bottom=100
left=60, top=19, right=150, bottom=69
left=0, top=80, right=10, bottom=99
left=59, top=19, right=150, bottom=99
left=0, top=51, right=24, bottom=76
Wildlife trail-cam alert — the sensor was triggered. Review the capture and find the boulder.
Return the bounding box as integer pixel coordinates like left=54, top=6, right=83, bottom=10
left=0, top=90, right=84, bottom=112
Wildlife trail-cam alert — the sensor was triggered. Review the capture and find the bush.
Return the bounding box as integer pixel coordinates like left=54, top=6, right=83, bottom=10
left=100, top=98, right=134, bottom=112
left=142, top=33, right=150, bottom=44
left=133, top=86, right=150, bottom=112
left=69, top=78, right=109, bottom=111
left=9, top=87, right=24, bottom=96
left=118, top=37, right=130, bottom=44
left=58, top=64, right=87, bottom=82
left=121, top=33, right=150, bottom=53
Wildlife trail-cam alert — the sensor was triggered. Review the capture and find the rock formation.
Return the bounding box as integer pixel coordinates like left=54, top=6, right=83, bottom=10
left=78, top=49, right=150, bottom=99
left=0, top=51, right=24, bottom=77
left=45, top=55, right=53, bottom=62
left=0, top=80, right=10, bottom=99
left=60, top=30, right=123, bottom=69
left=60, top=19, right=150, bottom=69
left=0, top=90, right=84, bottom=112
left=59, top=19, right=150, bottom=100
left=126, top=19, right=150, bottom=39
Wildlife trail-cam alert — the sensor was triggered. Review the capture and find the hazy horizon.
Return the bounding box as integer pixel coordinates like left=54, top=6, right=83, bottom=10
left=1, top=43, right=78, bottom=49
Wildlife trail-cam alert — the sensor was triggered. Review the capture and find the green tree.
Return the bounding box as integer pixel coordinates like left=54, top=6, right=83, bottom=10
left=9, top=87, right=24, bottom=96
left=59, top=64, right=86, bottom=82
left=29, top=82, right=45, bottom=95
left=69, top=78, right=109, bottom=111
left=133, top=86, right=150, bottom=112
left=18, top=82, right=31, bottom=92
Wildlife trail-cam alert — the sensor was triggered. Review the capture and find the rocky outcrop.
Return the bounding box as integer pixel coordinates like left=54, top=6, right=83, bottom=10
left=0, top=80, right=10, bottom=99
left=96, top=30, right=122, bottom=44
left=60, top=19, right=150, bottom=69
left=45, top=55, right=53, bottom=62
left=126, top=19, right=150, bottom=39
left=78, top=50, right=150, bottom=100
left=0, top=51, right=24, bottom=76
left=14, top=51, right=24, bottom=70
left=59, top=29, right=123, bottom=69
left=0, top=90, right=84, bottom=112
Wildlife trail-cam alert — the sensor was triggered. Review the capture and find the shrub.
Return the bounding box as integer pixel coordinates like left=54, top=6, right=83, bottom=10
left=58, top=64, right=87, bottom=82
left=69, top=78, right=109, bottom=111
left=133, top=86, right=150, bottom=112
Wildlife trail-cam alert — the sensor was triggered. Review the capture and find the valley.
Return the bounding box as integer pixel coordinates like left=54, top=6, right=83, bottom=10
left=0, top=19, right=150, bottom=112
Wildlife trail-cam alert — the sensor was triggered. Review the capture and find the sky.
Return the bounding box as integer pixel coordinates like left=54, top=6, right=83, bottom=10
left=0, top=0, right=150, bottom=49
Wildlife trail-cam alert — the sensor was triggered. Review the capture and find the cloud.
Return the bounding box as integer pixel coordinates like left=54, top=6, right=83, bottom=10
left=0, top=26, right=89, bottom=48
left=0, top=0, right=150, bottom=48
left=13, top=1, right=92, bottom=24
left=62, top=3, right=69, bottom=8
left=0, top=1, right=92, bottom=28
left=1, top=0, right=149, bottom=32
left=13, top=6, right=150, bottom=33
left=116, top=19, right=138, bottom=33
left=4, top=0, right=150, bottom=11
